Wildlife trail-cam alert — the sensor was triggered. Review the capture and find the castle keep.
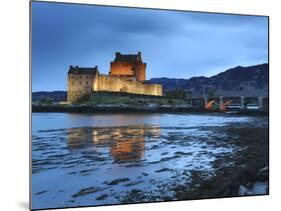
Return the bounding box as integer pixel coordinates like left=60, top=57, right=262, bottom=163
left=67, top=52, right=162, bottom=103
left=110, top=52, right=146, bottom=81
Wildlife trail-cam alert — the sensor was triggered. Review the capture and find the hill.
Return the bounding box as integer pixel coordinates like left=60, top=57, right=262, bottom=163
left=32, top=91, right=67, bottom=102
left=147, top=63, right=268, bottom=97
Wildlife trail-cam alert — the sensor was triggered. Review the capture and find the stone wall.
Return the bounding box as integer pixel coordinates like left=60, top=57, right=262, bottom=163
left=109, top=62, right=134, bottom=76
left=68, top=71, right=162, bottom=103
left=135, top=63, right=146, bottom=82
left=109, top=62, right=146, bottom=82
left=67, top=74, right=94, bottom=103
left=94, top=74, right=162, bottom=96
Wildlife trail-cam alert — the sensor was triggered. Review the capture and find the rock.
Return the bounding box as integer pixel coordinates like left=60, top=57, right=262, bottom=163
left=258, top=166, right=269, bottom=180
left=259, top=166, right=269, bottom=172
left=146, top=103, right=159, bottom=109
left=107, top=178, right=130, bottom=185
left=174, top=104, right=191, bottom=108
left=160, top=105, right=172, bottom=108
left=96, top=104, right=125, bottom=108
left=252, top=181, right=267, bottom=195
left=239, top=181, right=268, bottom=196
left=239, top=185, right=248, bottom=196
left=155, top=167, right=172, bottom=173
left=96, top=194, right=108, bottom=200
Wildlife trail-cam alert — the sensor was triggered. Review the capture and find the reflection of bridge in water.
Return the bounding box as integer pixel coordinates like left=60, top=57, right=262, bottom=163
left=67, top=126, right=161, bottom=162
left=189, top=96, right=268, bottom=112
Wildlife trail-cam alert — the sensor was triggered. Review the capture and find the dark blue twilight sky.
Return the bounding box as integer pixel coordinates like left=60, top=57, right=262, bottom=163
left=31, top=2, right=268, bottom=91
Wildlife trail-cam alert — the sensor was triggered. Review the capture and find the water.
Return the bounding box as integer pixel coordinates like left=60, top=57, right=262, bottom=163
left=31, top=113, right=261, bottom=209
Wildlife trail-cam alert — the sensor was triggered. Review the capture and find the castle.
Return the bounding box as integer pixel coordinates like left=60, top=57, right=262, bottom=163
left=67, top=52, right=163, bottom=103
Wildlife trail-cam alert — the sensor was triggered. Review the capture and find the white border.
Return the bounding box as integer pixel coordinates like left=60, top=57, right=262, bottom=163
left=1, top=0, right=280, bottom=210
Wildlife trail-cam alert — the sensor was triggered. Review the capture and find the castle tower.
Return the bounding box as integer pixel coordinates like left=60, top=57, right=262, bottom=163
left=67, top=65, right=99, bottom=103
left=109, top=52, right=146, bottom=82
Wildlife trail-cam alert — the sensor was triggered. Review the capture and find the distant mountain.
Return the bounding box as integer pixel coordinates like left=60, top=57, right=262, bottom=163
left=146, top=63, right=268, bottom=97
left=32, top=91, right=67, bottom=102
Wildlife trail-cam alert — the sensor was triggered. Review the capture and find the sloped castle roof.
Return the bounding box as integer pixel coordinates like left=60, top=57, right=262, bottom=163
left=68, top=65, right=99, bottom=75
left=114, top=52, right=143, bottom=63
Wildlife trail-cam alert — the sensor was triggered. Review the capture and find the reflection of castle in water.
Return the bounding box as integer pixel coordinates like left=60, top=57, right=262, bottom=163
left=67, top=126, right=161, bottom=162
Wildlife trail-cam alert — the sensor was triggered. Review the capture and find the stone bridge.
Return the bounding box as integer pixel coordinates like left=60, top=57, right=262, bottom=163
left=188, top=96, right=268, bottom=112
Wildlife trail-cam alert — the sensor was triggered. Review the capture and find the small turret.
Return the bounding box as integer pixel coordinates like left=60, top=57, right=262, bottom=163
left=115, top=52, right=121, bottom=58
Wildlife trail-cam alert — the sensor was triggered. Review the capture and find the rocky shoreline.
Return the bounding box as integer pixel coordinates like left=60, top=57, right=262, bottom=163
left=32, top=105, right=200, bottom=113
left=118, top=125, right=269, bottom=203
left=174, top=126, right=269, bottom=200
left=32, top=105, right=268, bottom=116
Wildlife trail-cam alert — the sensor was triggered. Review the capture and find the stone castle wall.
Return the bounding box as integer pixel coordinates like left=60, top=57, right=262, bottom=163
left=68, top=72, right=162, bottom=103
left=67, top=74, right=94, bottom=103
left=109, top=62, right=134, bottom=76
left=94, top=74, right=162, bottom=96
left=135, top=63, right=146, bottom=82
left=110, top=62, right=146, bottom=82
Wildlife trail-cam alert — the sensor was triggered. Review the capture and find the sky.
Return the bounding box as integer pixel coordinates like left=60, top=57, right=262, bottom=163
left=31, top=1, right=268, bottom=91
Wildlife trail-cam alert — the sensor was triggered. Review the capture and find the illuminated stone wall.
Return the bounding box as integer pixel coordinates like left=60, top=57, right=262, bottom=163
left=94, top=74, right=162, bottom=96
left=135, top=63, right=146, bottom=82
left=109, top=61, right=146, bottom=82
left=68, top=71, right=162, bottom=103
left=109, top=62, right=135, bottom=77
left=67, top=73, right=95, bottom=103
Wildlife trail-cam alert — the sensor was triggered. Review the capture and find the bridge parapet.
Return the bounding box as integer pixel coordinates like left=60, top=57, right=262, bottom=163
left=188, top=96, right=268, bottom=112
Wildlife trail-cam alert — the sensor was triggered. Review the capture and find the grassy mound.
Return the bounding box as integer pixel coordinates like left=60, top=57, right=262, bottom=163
left=77, top=91, right=188, bottom=107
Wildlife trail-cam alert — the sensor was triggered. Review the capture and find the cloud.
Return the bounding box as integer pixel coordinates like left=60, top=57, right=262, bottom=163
left=31, top=1, right=268, bottom=91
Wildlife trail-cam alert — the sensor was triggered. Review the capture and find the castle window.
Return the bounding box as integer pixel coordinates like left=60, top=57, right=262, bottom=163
left=86, top=81, right=89, bottom=85
left=80, top=81, right=82, bottom=85
left=80, top=76, right=82, bottom=79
